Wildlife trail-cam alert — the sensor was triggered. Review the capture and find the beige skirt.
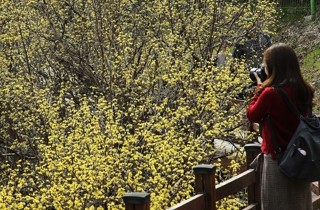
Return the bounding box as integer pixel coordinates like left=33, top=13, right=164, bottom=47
left=261, top=154, right=312, bottom=210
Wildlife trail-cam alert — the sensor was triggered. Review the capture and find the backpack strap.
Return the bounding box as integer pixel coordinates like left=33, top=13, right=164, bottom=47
left=276, top=88, right=302, bottom=117
left=277, top=87, right=312, bottom=117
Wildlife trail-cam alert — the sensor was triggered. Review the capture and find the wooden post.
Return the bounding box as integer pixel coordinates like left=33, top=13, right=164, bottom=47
left=244, top=143, right=261, bottom=169
left=123, top=192, right=150, bottom=210
left=193, top=164, right=216, bottom=210
left=244, top=143, right=261, bottom=209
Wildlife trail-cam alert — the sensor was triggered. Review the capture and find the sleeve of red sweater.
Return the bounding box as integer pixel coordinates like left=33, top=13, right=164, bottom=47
left=246, top=85, right=303, bottom=158
left=246, top=86, right=274, bottom=123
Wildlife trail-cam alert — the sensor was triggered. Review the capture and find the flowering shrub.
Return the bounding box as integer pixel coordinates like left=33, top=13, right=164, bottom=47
left=0, top=0, right=277, bottom=209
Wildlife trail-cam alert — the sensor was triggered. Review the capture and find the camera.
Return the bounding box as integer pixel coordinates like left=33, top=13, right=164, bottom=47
left=249, top=66, right=267, bottom=82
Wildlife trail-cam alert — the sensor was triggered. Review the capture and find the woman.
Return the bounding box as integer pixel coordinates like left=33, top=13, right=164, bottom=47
left=246, top=43, right=314, bottom=210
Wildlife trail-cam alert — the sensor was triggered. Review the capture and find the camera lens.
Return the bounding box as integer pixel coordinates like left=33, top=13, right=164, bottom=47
left=249, top=66, right=267, bottom=82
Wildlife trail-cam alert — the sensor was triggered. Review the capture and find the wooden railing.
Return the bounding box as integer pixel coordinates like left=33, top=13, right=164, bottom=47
left=122, top=143, right=320, bottom=210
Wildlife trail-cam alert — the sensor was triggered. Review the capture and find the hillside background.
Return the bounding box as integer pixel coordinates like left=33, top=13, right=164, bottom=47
left=275, top=14, right=320, bottom=113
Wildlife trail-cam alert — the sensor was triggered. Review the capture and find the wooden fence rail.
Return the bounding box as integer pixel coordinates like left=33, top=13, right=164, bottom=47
left=123, top=143, right=320, bottom=210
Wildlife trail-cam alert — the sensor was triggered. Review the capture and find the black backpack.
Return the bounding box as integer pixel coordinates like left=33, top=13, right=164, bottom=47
left=268, top=88, right=320, bottom=182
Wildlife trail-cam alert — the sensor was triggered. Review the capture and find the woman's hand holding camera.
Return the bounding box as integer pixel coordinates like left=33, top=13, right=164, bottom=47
left=253, top=71, right=262, bottom=85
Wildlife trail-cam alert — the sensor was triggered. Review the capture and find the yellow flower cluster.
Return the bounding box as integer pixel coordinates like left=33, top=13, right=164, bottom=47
left=0, top=0, right=278, bottom=209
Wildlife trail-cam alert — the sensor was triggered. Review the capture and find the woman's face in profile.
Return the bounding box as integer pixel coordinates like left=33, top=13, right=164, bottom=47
left=263, top=58, right=269, bottom=77
left=264, top=65, right=269, bottom=77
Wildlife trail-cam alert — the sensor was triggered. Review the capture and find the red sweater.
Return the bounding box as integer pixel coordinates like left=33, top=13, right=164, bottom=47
left=246, top=85, right=306, bottom=159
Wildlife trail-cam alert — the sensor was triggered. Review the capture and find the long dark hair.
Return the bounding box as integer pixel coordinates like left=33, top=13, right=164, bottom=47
left=262, top=43, right=314, bottom=107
